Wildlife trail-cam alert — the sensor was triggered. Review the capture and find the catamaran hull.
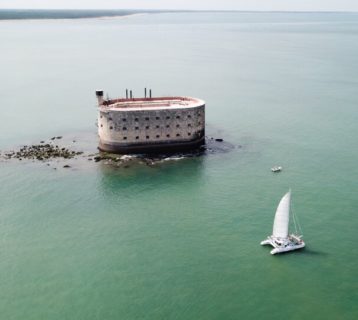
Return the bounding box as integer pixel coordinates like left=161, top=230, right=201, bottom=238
left=260, top=237, right=305, bottom=255
left=270, top=243, right=305, bottom=255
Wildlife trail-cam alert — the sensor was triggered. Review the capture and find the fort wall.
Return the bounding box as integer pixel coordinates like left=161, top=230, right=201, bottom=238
left=97, top=94, right=205, bottom=154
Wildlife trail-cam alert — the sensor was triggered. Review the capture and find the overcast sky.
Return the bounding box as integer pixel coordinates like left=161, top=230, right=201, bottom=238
left=1, top=0, right=358, bottom=12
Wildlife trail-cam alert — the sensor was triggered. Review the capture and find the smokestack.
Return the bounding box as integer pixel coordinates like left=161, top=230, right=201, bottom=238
left=126, top=89, right=128, bottom=99
left=145, top=88, right=147, bottom=98
left=149, top=89, right=152, bottom=99
left=95, top=90, right=104, bottom=105
left=130, top=90, right=133, bottom=99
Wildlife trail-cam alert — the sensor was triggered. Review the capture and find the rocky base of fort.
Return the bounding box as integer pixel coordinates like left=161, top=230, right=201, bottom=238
left=0, top=133, right=236, bottom=169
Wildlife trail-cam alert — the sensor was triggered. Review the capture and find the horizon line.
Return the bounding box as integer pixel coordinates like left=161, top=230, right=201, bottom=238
left=1, top=8, right=358, bottom=14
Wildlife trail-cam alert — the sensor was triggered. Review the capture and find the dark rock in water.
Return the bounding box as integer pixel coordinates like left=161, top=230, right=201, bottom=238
left=215, top=138, right=224, bottom=142
left=40, top=141, right=45, bottom=143
left=3, top=142, right=84, bottom=162
left=50, top=137, right=56, bottom=140
left=56, top=136, right=62, bottom=139
left=88, top=158, right=93, bottom=161
left=63, top=165, right=71, bottom=168
left=94, top=156, right=102, bottom=162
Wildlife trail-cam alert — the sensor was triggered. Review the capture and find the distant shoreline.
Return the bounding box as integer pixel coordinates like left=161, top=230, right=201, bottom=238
left=0, top=9, right=357, bottom=21
left=0, top=9, right=164, bottom=21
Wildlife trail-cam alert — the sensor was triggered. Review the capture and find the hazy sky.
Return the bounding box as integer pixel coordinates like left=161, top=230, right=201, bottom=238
left=1, top=0, right=358, bottom=12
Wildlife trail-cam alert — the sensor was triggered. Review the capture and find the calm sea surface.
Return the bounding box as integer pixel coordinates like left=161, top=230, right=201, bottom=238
left=0, top=12, right=357, bottom=319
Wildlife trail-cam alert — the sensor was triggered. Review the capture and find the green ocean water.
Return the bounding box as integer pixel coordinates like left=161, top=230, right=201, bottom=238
left=0, top=12, right=357, bottom=319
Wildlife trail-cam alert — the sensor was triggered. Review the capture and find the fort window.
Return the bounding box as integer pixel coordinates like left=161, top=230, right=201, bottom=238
left=135, top=126, right=139, bottom=130
left=166, top=125, right=170, bottom=128
left=135, top=117, right=139, bottom=121
left=188, top=115, right=192, bottom=119
left=100, top=124, right=103, bottom=127
left=156, top=116, right=160, bottom=120
left=176, top=133, right=180, bottom=137
left=198, top=122, right=201, bottom=125
left=122, top=119, right=127, bottom=122
left=145, top=117, right=149, bottom=121
left=176, top=124, right=180, bottom=128
left=110, top=126, right=113, bottom=130
left=109, top=117, right=112, bottom=121
left=135, top=136, right=139, bottom=140
left=123, top=137, right=127, bottom=140
left=146, top=136, right=149, bottom=139
left=188, top=124, right=192, bottom=127
left=166, top=134, right=170, bottom=138
left=156, top=135, right=160, bottom=138
left=146, top=126, right=150, bottom=129
left=176, top=115, right=180, bottom=119
left=100, top=115, right=103, bottom=118
left=166, top=116, right=170, bottom=120
left=123, top=127, right=127, bottom=130
left=188, top=132, right=191, bottom=136
left=156, top=125, right=160, bottom=129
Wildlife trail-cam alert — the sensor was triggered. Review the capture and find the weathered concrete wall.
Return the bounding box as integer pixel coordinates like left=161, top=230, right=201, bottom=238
left=98, top=104, right=205, bottom=153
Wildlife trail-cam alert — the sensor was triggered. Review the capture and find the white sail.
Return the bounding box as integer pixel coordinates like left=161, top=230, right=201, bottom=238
left=272, top=191, right=291, bottom=239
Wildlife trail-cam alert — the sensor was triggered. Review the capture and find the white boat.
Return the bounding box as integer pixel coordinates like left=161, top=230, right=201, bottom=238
left=271, top=166, right=282, bottom=172
left=261, top=190, right=305, bottom=255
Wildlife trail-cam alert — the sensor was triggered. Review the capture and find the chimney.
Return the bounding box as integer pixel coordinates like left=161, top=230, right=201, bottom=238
left=95, top=90, right=104, bottom=105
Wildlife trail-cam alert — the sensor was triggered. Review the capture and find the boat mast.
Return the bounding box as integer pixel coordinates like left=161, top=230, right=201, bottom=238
left=291, top=202, right=303, bottom=236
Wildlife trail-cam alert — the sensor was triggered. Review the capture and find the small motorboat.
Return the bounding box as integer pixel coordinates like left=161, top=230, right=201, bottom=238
left=271, top=166, right=282, bottom=172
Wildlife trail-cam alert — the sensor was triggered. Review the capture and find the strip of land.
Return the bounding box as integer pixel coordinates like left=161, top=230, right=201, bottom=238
left=0, top=9, right=168, bottom=20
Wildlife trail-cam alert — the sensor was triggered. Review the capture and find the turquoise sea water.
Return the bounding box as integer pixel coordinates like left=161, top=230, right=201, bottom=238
left=0, top=12, right=357, bottom=319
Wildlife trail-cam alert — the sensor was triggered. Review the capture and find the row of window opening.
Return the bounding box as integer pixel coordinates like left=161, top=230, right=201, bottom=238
left=100, top=114, right=199, bottom=121
left=122, top=133, right=192, bottom=140
left=102, top=123, right=199, bottom=129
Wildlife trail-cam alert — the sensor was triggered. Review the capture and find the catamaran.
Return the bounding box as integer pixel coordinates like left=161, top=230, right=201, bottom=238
left=261, top=190, right=305, bottom=255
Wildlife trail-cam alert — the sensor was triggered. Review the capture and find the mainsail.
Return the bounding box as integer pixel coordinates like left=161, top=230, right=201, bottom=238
left=272, top=191, right=291, bottom=238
